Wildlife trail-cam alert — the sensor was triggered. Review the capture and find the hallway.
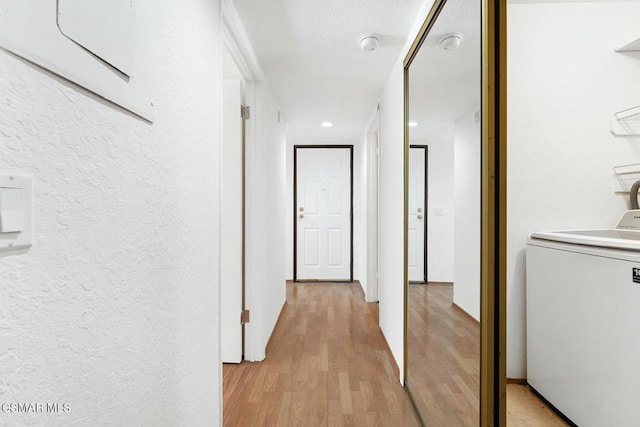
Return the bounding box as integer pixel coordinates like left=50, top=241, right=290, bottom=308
left=223, top=282, right=419, bottom=426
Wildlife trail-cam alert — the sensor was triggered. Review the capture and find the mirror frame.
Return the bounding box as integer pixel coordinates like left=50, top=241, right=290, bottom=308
left=402, top=0, right=506, bottom=425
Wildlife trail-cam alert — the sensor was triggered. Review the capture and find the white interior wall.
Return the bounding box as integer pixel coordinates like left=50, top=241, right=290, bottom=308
left=0, top=0, right=222, bottom=423
left=411, top=123, right=455, bottom=282
left=378, top=61, right=406, bottom=383
left=508, top=1, right=640, bottom=378
left=377, top=0, right=436, bottom=384
left=453, top=105, right=481, bottom=321
left=244, top=81, right=287, bottom=361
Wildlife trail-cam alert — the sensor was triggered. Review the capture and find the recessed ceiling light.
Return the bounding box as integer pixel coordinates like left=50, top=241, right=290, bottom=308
left=408, top=122, right=418, bottom=127
left=321, top=122, right=333, bottom=128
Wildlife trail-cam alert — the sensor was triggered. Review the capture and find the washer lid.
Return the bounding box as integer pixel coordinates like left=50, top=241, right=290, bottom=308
left=530, top=210, right=640, bottom=251
left=530, top=229, right=640, bottom=251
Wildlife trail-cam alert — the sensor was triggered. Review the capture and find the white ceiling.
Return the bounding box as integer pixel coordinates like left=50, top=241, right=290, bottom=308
left=409, top=0, right=481, bottom=136
left=231, top=0, right=425, bottom=142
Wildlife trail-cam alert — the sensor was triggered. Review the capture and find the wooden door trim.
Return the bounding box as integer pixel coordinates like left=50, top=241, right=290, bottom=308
left=409, top=145, right=428, bottom=284
left=293, top=145, right=354, bottom=282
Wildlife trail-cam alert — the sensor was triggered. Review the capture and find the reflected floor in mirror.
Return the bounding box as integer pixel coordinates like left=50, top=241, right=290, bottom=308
left=223, top=281, right=420, bottom=427
left=407, top=284, right=480, bottom=426
left=407, top=284, right=568, bottom=426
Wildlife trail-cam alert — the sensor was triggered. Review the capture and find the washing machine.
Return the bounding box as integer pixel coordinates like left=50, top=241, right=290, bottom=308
left=526, top=210, right=640, bottom=426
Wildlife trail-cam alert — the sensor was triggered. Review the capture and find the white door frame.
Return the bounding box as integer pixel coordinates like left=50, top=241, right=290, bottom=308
left=221, top=78, right=244, bottom=363
left=366, top=130, right=380, bottom=302
left=293, top=145, right=354, bottom=282
left=409, top=145, right=428, bottom=283
left=222, top=2, right=256, bottom=362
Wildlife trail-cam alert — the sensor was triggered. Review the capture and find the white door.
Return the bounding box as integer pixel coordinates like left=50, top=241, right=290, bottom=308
left=296, top=147, right=352, bottom=281
left=408, top=147, right=427, bottom=282
left=221, top=79, right=243, bottom=363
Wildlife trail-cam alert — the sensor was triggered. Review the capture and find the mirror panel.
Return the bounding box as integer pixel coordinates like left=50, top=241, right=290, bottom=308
left=406, top=0, right=481, bottom=424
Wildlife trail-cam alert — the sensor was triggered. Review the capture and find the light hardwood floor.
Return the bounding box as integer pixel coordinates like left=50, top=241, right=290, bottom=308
left=223, top=282, right=420, bottom=426
left=407, top=284, right=480, bottom=426
left=223, top=281, right=568, bottom=426
left=507, top=384, right=569, bottom=426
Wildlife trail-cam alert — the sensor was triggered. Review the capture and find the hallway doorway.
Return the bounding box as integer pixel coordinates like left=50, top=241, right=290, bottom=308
left=294, top=146, right=354, bottom=282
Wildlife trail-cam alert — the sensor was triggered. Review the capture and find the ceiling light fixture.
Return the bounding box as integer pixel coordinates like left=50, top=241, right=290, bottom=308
left=321, top=121, right=333, bottom=128
left=439, top=32, right=463, bottom=50
left=359, top=33, right=381, bottom=52
left=408, top=122, right=418, bottom=127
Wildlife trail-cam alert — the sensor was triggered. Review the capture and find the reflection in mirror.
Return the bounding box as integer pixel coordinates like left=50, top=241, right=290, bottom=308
left=406, top=0, right=481, bottom=424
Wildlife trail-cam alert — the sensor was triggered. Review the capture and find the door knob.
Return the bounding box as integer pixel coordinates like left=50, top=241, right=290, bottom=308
left=299, top=213, right=304, bottom=219
left=417, top=214, right=423, bottom=220
left=299, top=207, right=304, bottom=212
left=417, top=208, right=423, bottom=213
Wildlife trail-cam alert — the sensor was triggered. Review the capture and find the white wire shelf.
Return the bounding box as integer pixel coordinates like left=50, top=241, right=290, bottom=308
left=614, top=163, right=640, bottom=193
left=611, top=105, right=640, bottom=136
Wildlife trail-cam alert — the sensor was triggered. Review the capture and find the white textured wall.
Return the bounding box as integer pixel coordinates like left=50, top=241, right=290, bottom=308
left=378, top=60, right=406, bottom=383
left=454, top=106, right=481, bottom=321
left=0, top=0, right=222, bottom=424
left=376, top=0, right=436, bottom=384
left=508, top=2, right=640, bottom=378
left=411, top=122, right=455, bottom=282
left=244, top=81, right=287, bottom=361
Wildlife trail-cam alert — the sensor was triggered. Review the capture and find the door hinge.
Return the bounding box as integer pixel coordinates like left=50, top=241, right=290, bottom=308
left=241, top=105, right=251, bottom=120
left=241, top=309, right=250, bottom=324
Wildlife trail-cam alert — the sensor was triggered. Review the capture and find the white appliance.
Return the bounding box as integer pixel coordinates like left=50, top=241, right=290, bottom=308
left=526, top=210, right=640, bottom=426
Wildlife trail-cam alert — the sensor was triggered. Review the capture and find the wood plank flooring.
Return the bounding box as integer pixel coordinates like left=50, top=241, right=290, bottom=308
left=223, top=282, right=420, bottom=427
left=406, top=284, right=568, bottom=426
left=407, top=284, right=480, bottom=426
left=224, top=281, right=567, bottom=426
left=507, top=384, right=569, bottom=426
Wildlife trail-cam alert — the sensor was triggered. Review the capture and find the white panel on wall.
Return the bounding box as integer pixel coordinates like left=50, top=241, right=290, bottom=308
left=0, top=0, right=153, bottom=121
left=58, top=0, right=134, bottom=77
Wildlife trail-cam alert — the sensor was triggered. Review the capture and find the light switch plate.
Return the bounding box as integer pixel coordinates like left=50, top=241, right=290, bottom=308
left=0, top=172, right=32, bottom=252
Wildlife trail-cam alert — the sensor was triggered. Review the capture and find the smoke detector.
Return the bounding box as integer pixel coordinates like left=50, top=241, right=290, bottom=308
left=359, top=33, right=381, bottom=52
left=439, top=32, right=463, bottom=50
